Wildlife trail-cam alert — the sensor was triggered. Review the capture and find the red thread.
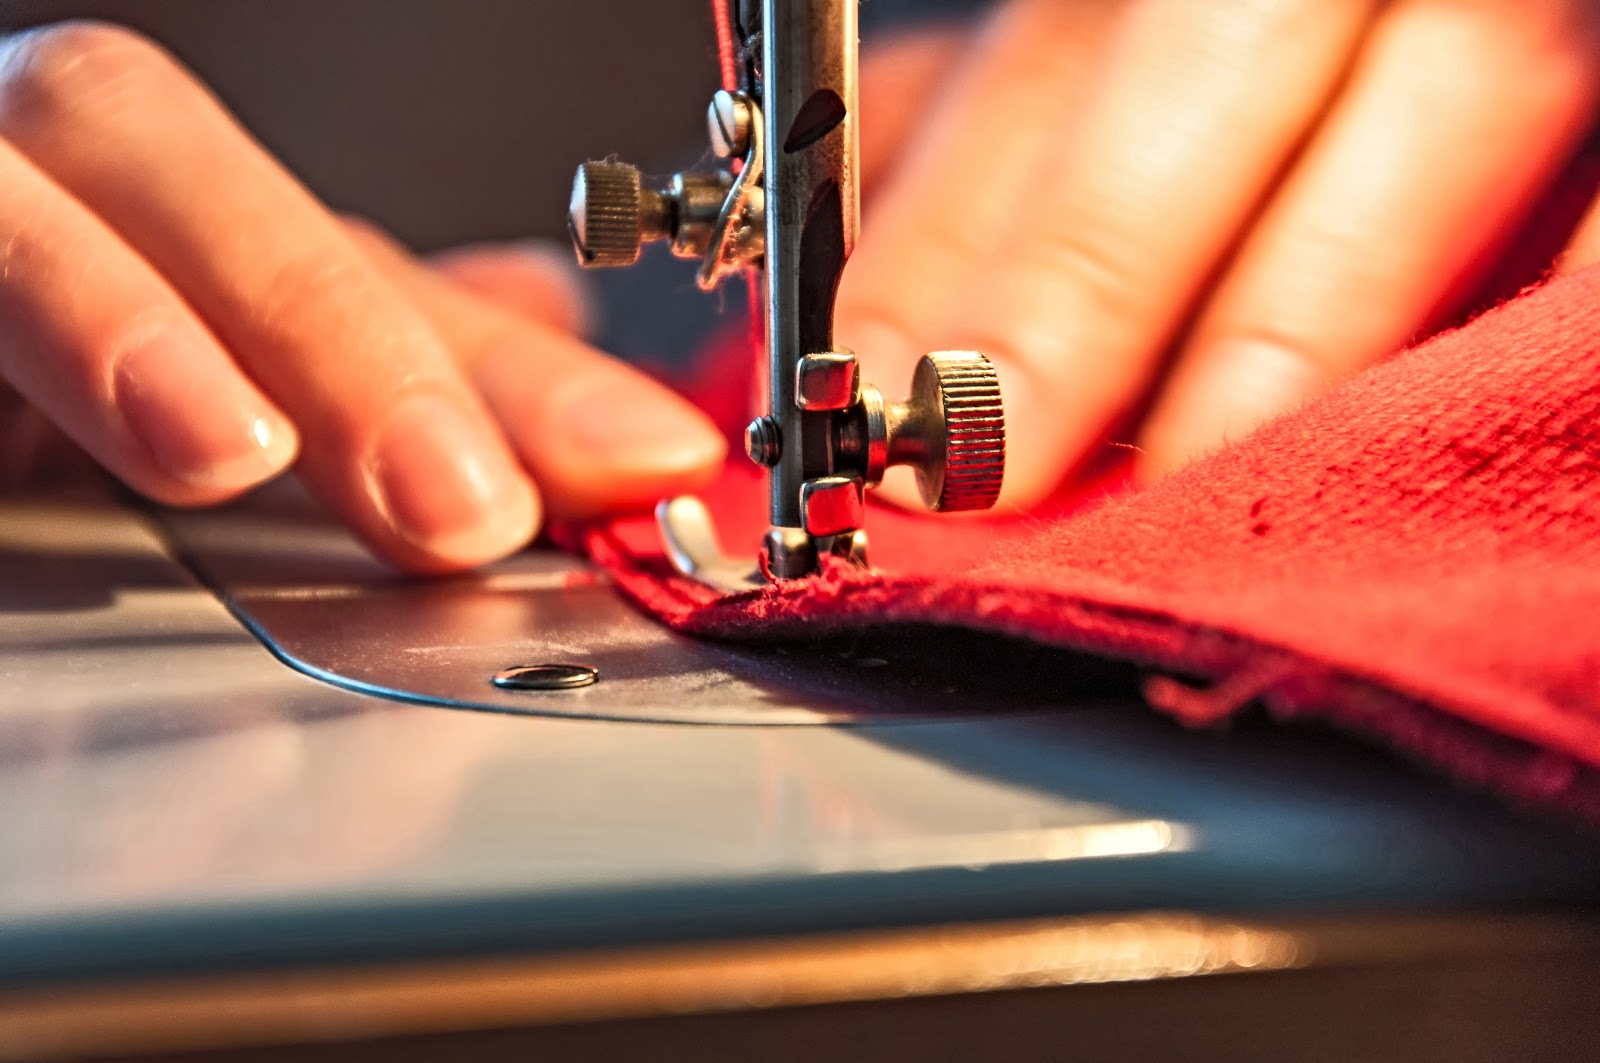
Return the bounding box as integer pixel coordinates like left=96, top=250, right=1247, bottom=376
left=1143, top=658, right=1301, bottom=728
left=711, top=0, right=738, bottom=93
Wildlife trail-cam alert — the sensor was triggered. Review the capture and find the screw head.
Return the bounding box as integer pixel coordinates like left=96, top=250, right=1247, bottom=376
left=492, top=663, right=599, bottom=691
left=744, top=416, right=782, bottom=467
left=707, top=90, right=754, bottom=160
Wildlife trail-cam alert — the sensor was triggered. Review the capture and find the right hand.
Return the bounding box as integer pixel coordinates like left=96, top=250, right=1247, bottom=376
left=0, top=21, right=726, bottom=573
left=845, top=0, right=1600, bottom=506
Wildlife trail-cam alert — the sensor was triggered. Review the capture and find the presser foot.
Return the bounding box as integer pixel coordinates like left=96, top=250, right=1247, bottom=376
left=656, top=497, right=764, bottom=594
left=762, top=525, right=869, bottom=581
left=657, top=498, right=871, bottom=593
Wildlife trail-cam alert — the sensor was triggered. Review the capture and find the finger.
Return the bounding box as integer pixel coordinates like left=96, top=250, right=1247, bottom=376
left=428, top=238, right=596, bottom=338
left=840, top=0, right=1378, bottom=508
left=1139, top=0, right=1600, bottom=477
left=836, top=0, right=1129, bottom=508
left=858, top=22, right=969, bottom=200
left=346, top=221, right=726, bottom=518
left=0, top=136, right=296, bottom=505
left=0, top=22, right=537, bottom=572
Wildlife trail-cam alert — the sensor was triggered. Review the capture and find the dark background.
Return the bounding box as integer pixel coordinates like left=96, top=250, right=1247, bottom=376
left=0, top=0, right=724, bottom=250
left=0, top=1, right=984, bottom=246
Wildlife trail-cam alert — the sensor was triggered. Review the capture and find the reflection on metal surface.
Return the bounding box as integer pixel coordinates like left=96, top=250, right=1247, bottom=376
left=229, top=567, right=597, bottom=603
left=492, top=663, right=601, bottom=692
left=656, top=496, right=764, bottom=594
left=0, top=492, right=1169, bottom=920
left=151, top=489, right=1123, bottom=725
left=814, top=819, right=1191, bottom=874
left=28, top=906, right=1600, bottom=1062
left=0, top=911, right=1310, bottom=1061
left=10, top=485, right=1600, bottom=1039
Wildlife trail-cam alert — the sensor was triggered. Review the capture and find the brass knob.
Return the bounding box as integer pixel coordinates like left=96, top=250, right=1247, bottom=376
left=884, top=351, right=1005, bottom=512
left=567, top=160, right=666, bottom=267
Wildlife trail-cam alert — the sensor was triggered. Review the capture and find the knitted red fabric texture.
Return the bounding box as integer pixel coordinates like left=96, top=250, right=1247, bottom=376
left=579, top=263, right=1600, bottom=820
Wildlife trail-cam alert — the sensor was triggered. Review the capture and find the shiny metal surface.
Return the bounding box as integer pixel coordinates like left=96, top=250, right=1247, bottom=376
left=0, top=910, right=1310, bottom=1059
left=750, top=4, right=1004, bottom=570
left=158, top=485, right=1056, bottom=724
left=12, top=910, right=1600, bottom=1062
left=707, top=87, right=754, bottom=160
left=656, top=496, right=764, bottom=595
left=491, top=663, right=600, bottom=692
left=566, top=151, right=758, bottom=282
left=760, top=0, right=860, bottom=570
left=695, top=91, right=766, bottom=289
left=5, top=485, right=1600, bottom=1001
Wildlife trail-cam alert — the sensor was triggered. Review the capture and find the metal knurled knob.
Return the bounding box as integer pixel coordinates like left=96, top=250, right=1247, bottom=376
left=912, top=351, right=1006, bottom=512
left=568, top=161, right=648, bottom=267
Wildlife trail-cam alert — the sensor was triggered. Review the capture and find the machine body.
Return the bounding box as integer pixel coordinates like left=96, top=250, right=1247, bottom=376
left=567, top=0, right=1006, bottom=583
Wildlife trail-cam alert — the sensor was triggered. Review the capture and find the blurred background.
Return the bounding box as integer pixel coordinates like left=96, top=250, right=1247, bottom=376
left=4, top=0, right=720, bottom=249
left=0, top=0, right=984, bottom=364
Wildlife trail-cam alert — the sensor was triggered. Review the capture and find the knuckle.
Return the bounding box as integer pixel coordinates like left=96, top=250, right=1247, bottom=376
left=897, top=215, right=991, bottom=277
left=338, top=214, right=394, bottom=254
left=1149, top=0, right=1358, bottom=66
left=0, top=21, right=175, bottom=129
left=1023, top=224, right=1145, bottom=323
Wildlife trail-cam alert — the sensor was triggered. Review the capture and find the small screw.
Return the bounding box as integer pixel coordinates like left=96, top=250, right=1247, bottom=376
left=708, top=89, right=753, bottom=160
left=492, top=663, right=599, bottom=691
left=744, top=416, right=782, bottom=466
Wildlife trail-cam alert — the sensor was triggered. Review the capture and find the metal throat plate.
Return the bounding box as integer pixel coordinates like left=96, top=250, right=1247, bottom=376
left=153, top=484, right=1131, bottom=726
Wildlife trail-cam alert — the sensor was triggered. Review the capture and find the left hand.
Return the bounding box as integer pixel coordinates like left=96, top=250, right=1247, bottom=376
left=0, top=231, right=615, bottom=493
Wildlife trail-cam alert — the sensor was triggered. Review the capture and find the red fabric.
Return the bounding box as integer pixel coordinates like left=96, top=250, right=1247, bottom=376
left=578, top=261, right=1600, bottom=821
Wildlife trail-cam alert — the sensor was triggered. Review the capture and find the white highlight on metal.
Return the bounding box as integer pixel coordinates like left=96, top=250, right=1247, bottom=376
left=815, top=819, right=1193, bottom=875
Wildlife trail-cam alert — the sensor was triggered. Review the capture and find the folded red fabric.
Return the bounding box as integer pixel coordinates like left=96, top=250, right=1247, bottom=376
left=578, top=263, right=1600, bottom=821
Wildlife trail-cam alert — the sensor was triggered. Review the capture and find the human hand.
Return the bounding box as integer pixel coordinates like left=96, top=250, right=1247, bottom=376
left=845, top=0, right=1600, bottom=507
left=0, top=22, right=725, bottom=572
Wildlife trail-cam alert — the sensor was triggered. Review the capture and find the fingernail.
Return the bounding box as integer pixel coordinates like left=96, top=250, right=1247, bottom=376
left=114, top=329, right=297, bottom=491
left=557, top=375, right=726, bottom=475
left=365, top=393, right=537, bottom=563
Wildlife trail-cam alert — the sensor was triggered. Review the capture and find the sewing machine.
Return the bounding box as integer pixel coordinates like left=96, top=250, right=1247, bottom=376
left=4, top=2, right=1600, bottom=1060
left=568, top=0, right=1003, bottom=585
